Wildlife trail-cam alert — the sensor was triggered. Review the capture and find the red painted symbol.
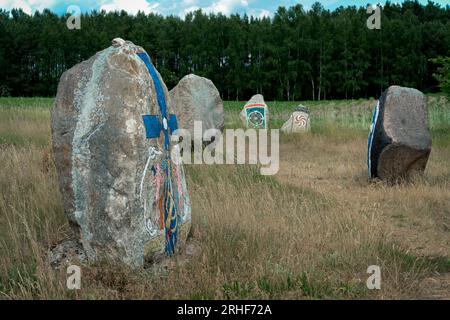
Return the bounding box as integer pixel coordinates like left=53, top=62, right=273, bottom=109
left=294, top=114, right=308, bottom=127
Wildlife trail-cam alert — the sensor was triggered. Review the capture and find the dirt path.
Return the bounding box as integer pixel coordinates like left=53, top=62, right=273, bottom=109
left=276, top=134, right=450, bottom=299
left=419, top=273, right=450, bottom=300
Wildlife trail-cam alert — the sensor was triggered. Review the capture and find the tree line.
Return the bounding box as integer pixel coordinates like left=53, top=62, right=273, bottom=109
left=0, top=1, right=449, bottom=101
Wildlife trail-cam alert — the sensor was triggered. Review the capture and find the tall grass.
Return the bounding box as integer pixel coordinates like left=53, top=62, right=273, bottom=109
left=0, top=98, right=54, bottom=109
left=225, top=96, right=450, bottom=135
left=0, top=96, right=449, bottom=299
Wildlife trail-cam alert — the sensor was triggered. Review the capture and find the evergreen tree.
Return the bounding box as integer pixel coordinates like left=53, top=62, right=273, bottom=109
left=432, top=56, right=450, bottom=97
left=0, top=2, right=448, bottom=99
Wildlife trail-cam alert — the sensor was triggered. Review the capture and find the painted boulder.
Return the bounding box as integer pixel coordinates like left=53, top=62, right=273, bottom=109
left=281, top=105, right=311, bottom=133
left=240, top=94, right=269, bottom=129
left=170, top=74, right=224, bottom=140
left=51, top=39, right=191, bottom=268
left=368, top=85, right=432, bottom=181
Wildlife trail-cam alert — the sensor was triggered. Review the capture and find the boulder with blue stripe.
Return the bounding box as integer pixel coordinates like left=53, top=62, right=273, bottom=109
left=51, top=39, right=192, bottom=268
left=367, top=85, right=432, bottom=182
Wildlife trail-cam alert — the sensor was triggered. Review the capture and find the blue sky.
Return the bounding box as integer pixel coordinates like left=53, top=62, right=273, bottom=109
left=0, top=0, right=448, bottom=17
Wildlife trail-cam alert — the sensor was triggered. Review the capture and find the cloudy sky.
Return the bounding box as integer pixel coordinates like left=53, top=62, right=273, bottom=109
left=0, top=0, right=448, bottom=17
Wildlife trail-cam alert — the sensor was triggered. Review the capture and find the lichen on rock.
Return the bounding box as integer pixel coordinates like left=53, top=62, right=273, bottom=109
left=51, top=40, right=192, bottom=268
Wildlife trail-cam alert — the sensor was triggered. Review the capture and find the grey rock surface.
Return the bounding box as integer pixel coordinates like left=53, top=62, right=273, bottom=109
left=48, top=239, right=87, bottom=269
left=368, top=85, right=432, bottom=181
left=281, top=105, right=311, bottom=133
left=51, top=40, right=191, bottom=268
left=170, top=74, right=224, bottom=139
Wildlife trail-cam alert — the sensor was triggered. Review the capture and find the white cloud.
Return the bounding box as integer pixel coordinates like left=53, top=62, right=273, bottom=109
left=182, top=5, right=200, bottom=15
left=203, top=0, right=249, bottom=15
left=99, top=0, right=160, bottom=15
left=248, top=8, right=271, bottom=18
left=0, top=0, right=56, bottom=14
left=1, top=0, right=449, bottom=17
left=0, top=0, right=31, bottom=14
left=181, top=0, right=198, bottom=6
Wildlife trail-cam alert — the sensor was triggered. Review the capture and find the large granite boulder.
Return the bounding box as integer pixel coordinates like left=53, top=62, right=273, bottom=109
left=281, top=105, right=311, bottom=133
left=368, top=85, right=432, bottom=181
left=240, top=94, right=269, bottom=129
left=170, top=74, right=224, bottom=139
left=51, top=39, right=191, bottom=268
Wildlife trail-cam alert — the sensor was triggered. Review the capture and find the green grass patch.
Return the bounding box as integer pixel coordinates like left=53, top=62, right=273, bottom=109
left=0, top=97, right=54, bottom=109
left=0, top=132, right=50, bottom=147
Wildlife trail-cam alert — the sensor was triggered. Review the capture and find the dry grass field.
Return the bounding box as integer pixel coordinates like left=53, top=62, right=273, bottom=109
left=0, top=97, right=449, bottom=299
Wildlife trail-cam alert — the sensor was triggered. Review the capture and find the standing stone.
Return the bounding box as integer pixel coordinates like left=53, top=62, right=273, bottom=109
left=368, top=85, right=432, bottom=181
left=281, top=105, right=311, bottom=133
left=51, top=39, right=191, bottom=268
left=170, top=74, right=224, bottom=140
left=240, top=94, right=269, bottom=129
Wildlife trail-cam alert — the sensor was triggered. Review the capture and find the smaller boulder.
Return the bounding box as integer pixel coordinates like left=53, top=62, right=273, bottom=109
left=281, top=105, right=311, bottom=133
left=368, top=85, right=432, bottom=181
left=170, top=74, right=224, bottom=140
left=48, top=239, right=87, bottom=269
left=240, top=94, right=269, bottom=129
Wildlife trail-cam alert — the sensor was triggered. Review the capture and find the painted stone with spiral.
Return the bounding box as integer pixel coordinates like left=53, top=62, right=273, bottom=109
left=51, top=38, right=191, bottom=268
left=281, top=105, right=311, bottom=133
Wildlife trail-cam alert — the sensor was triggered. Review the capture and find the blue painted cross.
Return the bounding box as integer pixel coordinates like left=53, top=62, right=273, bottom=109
left=137, top=52, right=179, bottom=255
left=137, top=52, right=178, bottom=149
